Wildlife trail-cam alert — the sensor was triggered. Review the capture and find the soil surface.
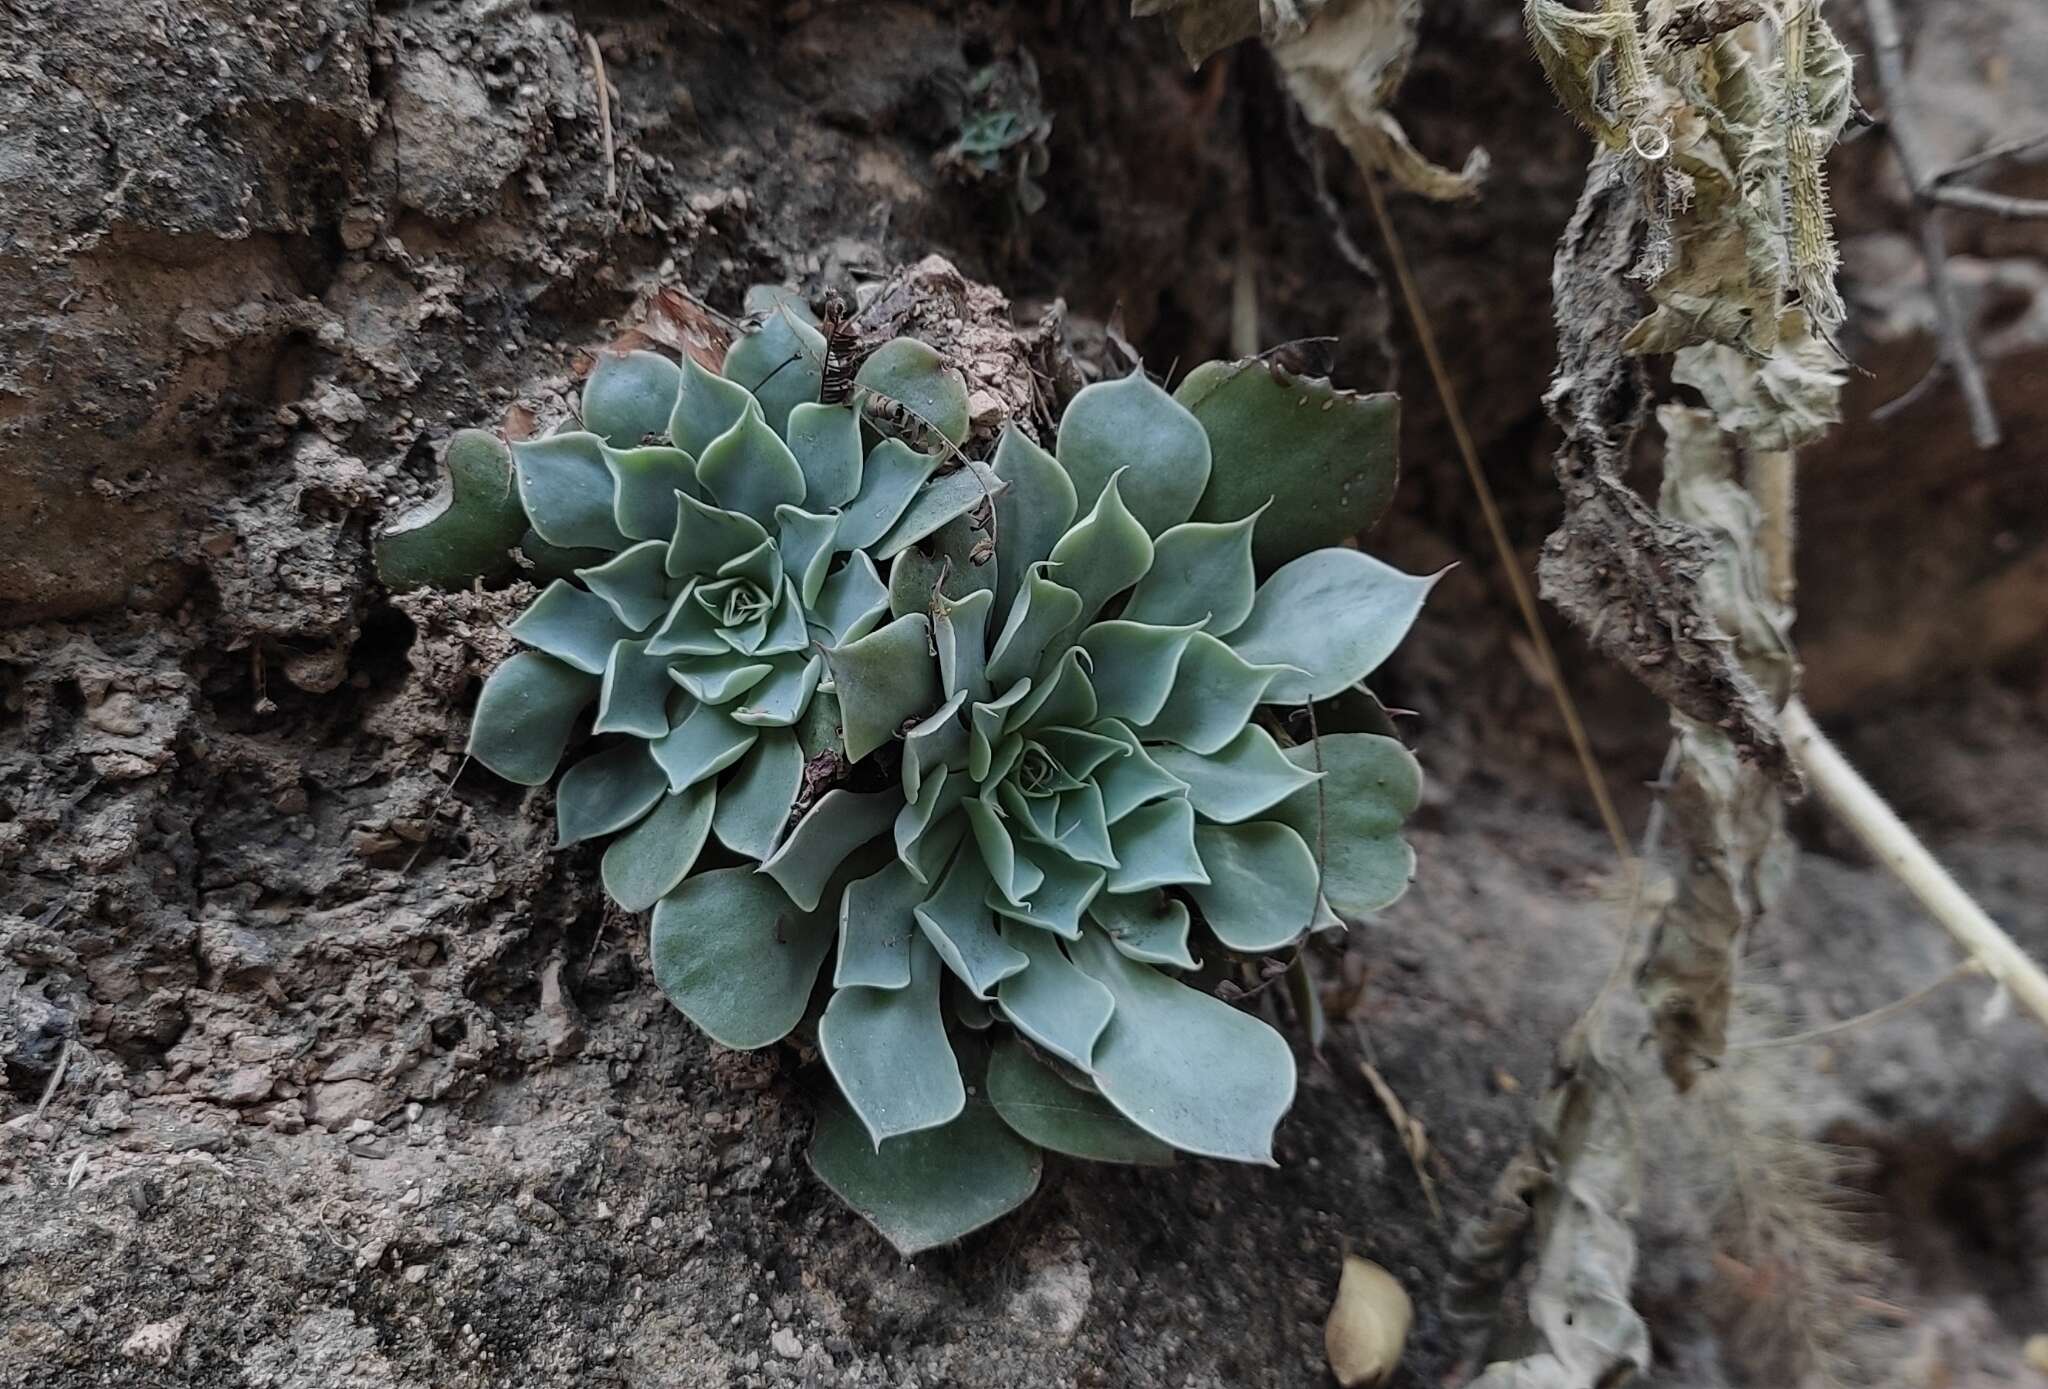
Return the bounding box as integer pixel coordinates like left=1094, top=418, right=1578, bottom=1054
left=3, top=2, right=2046, bottom=1386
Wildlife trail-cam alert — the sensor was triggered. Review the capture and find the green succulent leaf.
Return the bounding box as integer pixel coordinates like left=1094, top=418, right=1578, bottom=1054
left=985, top=567, right=1084, bottom=692
left=512, top=433, right=632, bottom=552
left=784, top=403, right=864, bottom=510
left=555, top=741, right=670, bottom=848
left=932, top=588, right=995, bottom=706
left=1151, top=724, right=1321, bottom=823
left=731, top=653, right=824, bottom=728
left=1189, top=820, right=1331, bottom=953
left=711, top=729, right=805, bottom=859
left=1067, top=928, right=1295, bottom=1163
left=467, top=652, right=598, bottom=786
left=875, top=461, right=1005, bottom=562
left=1271, top=733, right=1421, bottom=919
left=812, top=551, right=892, bottom=646
left=1136, top=631, right=1287, bottom=754
left=604, top=445, right=701, bottom=542
left=670, top=655, right=773, bottom=705
left=1120, top=511, right=1262, bottom=636
left=577, top=540, right=671, bottom=631
left=886, top=515, right=996, bottom=619
left=650, top=699, right=759, bottom=792
left=582, top=349, right=682, bottom=449
left=1103, top=796, right=1206, bottom=892
left=1089, top=891, right=1199, bottom=970
left=1046, top=472, right=1154, bottom=630
left=895, top=767, right=968, bottom=885
left=1229, top=548, right=1439, bottom=704
left=724, top=307, right=825, bottom=435
left=964, top=793, right=1046, bottom=906
left=666, top=490, right=771, bottom=580
left=595, top=638, right=677, bottom=738
left=508, top=580, right=634, bottom=674
left=695, top=408, right=808, bottom=527
left=1178, top=359, right=1400, bottom=570
left=836, top=439, right=944, bottom=552
left=808, top=1091, right=1041, bottom=1256
left=988, top=851, right=1103, bottom=940
left=836, top=859, right=924, bottom=990
left=670, top=355, right=759, bottom=457
left=902, top=694, right=969, bottom=804
left=914, top=847, right=1029, bottom=998
left=1057, top=370, right=1212, bottom=538
left=375, top=429, right=528, bottom=592
left=824, top=613, right=941, bottom=763
left=819, top=934, right=964, bottom=1145
left=760, top=788, right=899, bottom=912
left=774, top=506, right=840, bottom=607
left=854, top=338, right=971, bottom=449
left=1091, top=721, right=1190, bottom=822
left=744, top=284, right=819, bottom=326
left=650, top=867, right=832, bottom=1049
left=989, top=425, right=1076, bottom=621
left=1079, top=620, right=1202, bottom=727
left=602, top=783, right=716, bottom=912
left=993, top=928, right=1114, bottom=1071
left=986, top=1039, right=1175, bottom=1167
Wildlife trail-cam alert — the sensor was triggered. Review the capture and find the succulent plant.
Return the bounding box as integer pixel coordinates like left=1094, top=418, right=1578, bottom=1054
left=446, top=295, right=1431, bottom=1254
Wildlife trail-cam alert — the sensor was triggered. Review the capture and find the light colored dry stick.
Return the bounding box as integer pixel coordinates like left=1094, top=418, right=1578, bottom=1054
left=1781, top=700, right=2048, bottom=1034
left=586, top=34, right=617, bottom=204
left=1730, top=957, right=1983, bottom=1052
left=34, top=1038, right=74, bottom=1120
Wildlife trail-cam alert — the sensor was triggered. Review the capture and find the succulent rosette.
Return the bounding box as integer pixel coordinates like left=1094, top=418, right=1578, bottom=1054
left=439, top=295, right=1432, bottom=1254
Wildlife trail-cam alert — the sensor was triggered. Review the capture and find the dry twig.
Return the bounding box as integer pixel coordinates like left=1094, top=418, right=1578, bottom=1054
left=586, top=34, right=618, bottom=204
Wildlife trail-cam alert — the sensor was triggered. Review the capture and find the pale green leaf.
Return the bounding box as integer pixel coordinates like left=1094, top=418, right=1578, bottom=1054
left=914, top=847, right=1029, bottom=998
left=593, top=638, right=674, bottom=738
left=1271, top=732, right=1420, bottom=918
left=1136, top=631, right=1286, bottom=754
left=695, top=408, right=807, bottom=527
left=784, top=402, right=863, bottom=510
left=1151, top=724, right=1320, bottom=823
left=375, top=429, right=528, bottom=591
left=1089, top=891, right=1198, bottom=970
left=668, top=654, right=772, bottom=705
left=775, top=506, right=839, bottom=607
left=1091, top=720, right=1190, bottom=822
left=988, top=850, right=1103, bottom=940
left=1120, top=511, right=1262, bottom=636
left=1057, top=370, right=1211, bottom=538
left=666, top=489, right=771, bottom=579
left=874, top=460, right=1004, bottom=562
left=994, top=928, right=1114, bottom=1071
left=854, top=337, right=971, bottom=449
left=507, top=580, right=631, bottom=674
left=1103, top=796, right=1206, bottom=892
left=582, top=349, right=681, bottom=449
left=808, top=1091, right=1041, bottom=1256
left=824, top=613, right=941, bottom=763
left=556, top=737, right=668, bottom=848
left=819, top=934, right=964, bottom=1144
left=649, top=699, right=758, bottom=792
left=759, top=788, right=898, bottom=912
left=467, top=652, right=597, bottom=786
left=602, top=783, right=715, bottom=912
left=987, top=1039, right=1175, bottom=1166
left=512, top=433, right=631, bottom=552
left=812, top=551, right=891, bottom=646
left=712, top=729, right=804, bottom=859
left=724, top=307, right=823, bottom=435
left=933, top=588, right=994, bottom=706
left=1046, top=472, right=1154, bottom=629
left=836, top=438, right=943, bottom=552
left=650, top=867, right=830, bottom=1048
left=731, top=653, right=824, bottom=727
left=576, top=540, right=671, bottom=631
left=1229, top=548, right=1438, bottom=703
left=1189, top=820, right=1328, bottom=952
left=835, top=859, right=924, bottom=990
left=990, top=425, right=1076, bottom=623
left=984, top=567, right=1083, bottom=692
left=669, top=356, right=758, bottom=457
left=604, top=445, right=700, bottom=542
left=1079, top=620, right=1202, bottom=726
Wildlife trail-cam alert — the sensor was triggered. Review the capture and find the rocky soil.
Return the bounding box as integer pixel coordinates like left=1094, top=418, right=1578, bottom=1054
left=3, top=1, right=2046, bottom=1386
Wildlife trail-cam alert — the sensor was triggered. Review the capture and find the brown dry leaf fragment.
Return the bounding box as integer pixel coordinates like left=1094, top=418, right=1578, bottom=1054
left=640, top=285, right=735, bottom=372
left=1672, top=309, right=1846, bottom=453
left=1324, top=1255, right=1412, bottom=1388
left=501, top=403, right=539, bottom=442
left=1359, top=1060, right=1441, bottom=1225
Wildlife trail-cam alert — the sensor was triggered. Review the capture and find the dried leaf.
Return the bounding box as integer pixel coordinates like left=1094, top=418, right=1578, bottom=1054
left=1672, top=310, right=1845, bottom=452
left=1324, top=1256, right=1412, bottom=1388
left=1359, top=1060, right=1441, bottom=1224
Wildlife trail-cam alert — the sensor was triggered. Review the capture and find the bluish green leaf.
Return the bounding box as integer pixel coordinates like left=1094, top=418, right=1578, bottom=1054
left=507, top=580, right=632, bottom=674
left=1229, top=549, right=1439, bottom=703
left=902, top=692, right=968, bottom=804
left=933, top=588, right=994, bottom=706
left=604, top=445, right=700, bottom=542
left=1057, top=370, right=1211, bottom=537
left=1092, top=721, right=1191, bottom=822
left=1089, top=891, right=1198, bottom=970
left=994, top=929, right=1114, bottom=1071
left=512, top=433, right=631, bottom=552
left=836, top=438, right=942, bottom=551
left=1121, top=511, right=1262, bottom=636
left=1137, top=631, right=1288, bottom=754
left=646, top=581, right=726, bottom=657
left=984, top=567, right=1083, bottom=691
left=820, top=934, right=963, bottom=1144
left=1152, top=724, right=1320, bottom=823
left=785, top=403, right=863, bottom=510
left=813, top=551, right=891, bottom=646
left=593, top=638, right=674, bottom=738
left=666, top=489, right=771, bottom=579
left=873, top=461, right=1005, bottom=561
left=467, top=652, right=597, bottom=786
left=1006, top=647, right=1097, bottom=736
left=854, top=337, right=970, bottom=449
left=375, top=429, right=528, bottom=591
left=1046, top=472, right=1154, bottom=630
left=712, top=729, right=804, bottom=859
left=914, top=847, right=1029, bottom=998
left=987, top=1039, right=1175, bottom=1166
left=775, top=506, right=839, bottom=607
left=989, top=850, right=1103, bottom=940
left=669, top=356, right=758, bottom=458
left=824, top=613, right=941, bottom=763
left=602, top=783, right=715, bottom=912
left=969, top=681, right=1034, bottom=782
left=695, top=408, right=807, bottom=527
left=669, top=655, right=772, bottom=705
left=724, top=307, right=824, bottom=436
left=965, top=793, right=1046, bottom=907
left=1271, top=733, right=1421, bottom=919
left=650, top=699, right=758, bottom=792
left=1068, top=927, right=1296, bottom=1162
left=759, top=788, right=898, bottom=911
left=651, top=867, right=830, bottom=1048
left=886, top=515, right=995, bottom=620
left=731, top=653, right=824, bottom=727
left=754, top=584, right=811, bottom=658
left=1178, top=359, right=1399, bottom=570
left=1189, top=820, right=1331, bottom=952
left=555, top=741, right=668, bottom=847
left=835, top=859, right=924, bottom=990
left=989, top=425, right=1076, bottom=625
left=1104, top=796, right=1207, bottom=892
left=576, top=540, right=671, bottom=631
left=582, top=349, right=681, bottom=449
left=808, top=1091, right=1041, bottom=1256
left=895, top=768, right=966, bottom=885
left=1079, top=620, right=1201, bottom=726
left=743, top=284, right=819, bottom=326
